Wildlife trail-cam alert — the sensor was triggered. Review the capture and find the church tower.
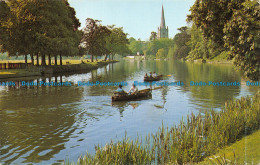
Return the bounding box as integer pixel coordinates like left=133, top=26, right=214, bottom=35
left=157, top=5, right=168, bottom=39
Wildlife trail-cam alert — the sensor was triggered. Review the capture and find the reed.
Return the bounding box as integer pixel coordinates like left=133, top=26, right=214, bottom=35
left=66, top=135, right=154, bottom=165
left=66, top=91, right=259, bottom=165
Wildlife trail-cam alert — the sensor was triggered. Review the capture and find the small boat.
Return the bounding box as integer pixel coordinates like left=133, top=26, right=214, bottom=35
left=112, top=89, right=152, bottom=101
left=144, top=75, right=163, bottom=81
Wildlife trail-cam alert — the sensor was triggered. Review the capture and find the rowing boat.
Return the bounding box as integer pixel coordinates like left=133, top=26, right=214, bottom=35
left=112, top=89, right=152, bottom=101
left=144, top=75, right=163, bottom=81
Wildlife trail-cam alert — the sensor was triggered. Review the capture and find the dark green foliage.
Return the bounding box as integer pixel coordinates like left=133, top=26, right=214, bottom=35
left=149, top=31, right=157, bottom=41
left=128, top=38, right=147, bottom=55
left=82, top=18, right=111, bottom=62
left=172, top=26, right=191, bottom=59
left=0, top=1, right=11, bottom=53
left=187, top=0, right=245, bottom=47
left=188, top=0, right=260, bottom=80
left=145, top=38, right=173, bottom=58
left=82, top=20, right=130, bottom=61
left=106, top=25, right=131, bottom=58
left=0, top=0, right=81, bottom=65
left=223, top=1, right=260, bottom=80
left=187, top=24, right=224, bottom=61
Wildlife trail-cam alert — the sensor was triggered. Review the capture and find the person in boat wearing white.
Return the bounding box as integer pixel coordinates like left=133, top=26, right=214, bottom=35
left=152, top=72, right=157, bottom=77
left=128, top=84, right=138, bottom=95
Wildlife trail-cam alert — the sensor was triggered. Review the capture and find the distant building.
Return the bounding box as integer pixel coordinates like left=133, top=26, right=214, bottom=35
left=157, top=5, right=169, bottom=39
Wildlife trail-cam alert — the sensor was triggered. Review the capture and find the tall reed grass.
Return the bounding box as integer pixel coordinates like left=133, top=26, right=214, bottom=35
left=66, top=92, right=259, bottom=165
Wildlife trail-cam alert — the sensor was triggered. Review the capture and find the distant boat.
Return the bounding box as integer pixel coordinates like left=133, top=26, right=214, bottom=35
left=112, top=89, right=152, bottom=101
left=144, top=75, right=163, bottom=81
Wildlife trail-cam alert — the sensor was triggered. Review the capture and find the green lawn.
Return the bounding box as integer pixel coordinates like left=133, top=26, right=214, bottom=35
left=0, top=60, right=117, bottom=78
left=0, top=69, right=41, bottom=79
left=0, top=69, right=30, bottom=74
left=199, top=130, right=260, bottom=165
left=0, top=59, right=105, bottom=65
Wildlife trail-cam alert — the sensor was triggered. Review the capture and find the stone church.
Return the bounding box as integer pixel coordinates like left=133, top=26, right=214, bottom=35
left=157, top=5, right=169, bottom=39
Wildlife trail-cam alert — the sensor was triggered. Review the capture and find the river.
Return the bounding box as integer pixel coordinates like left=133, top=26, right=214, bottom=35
left=0, top=59, right=257, bottom=164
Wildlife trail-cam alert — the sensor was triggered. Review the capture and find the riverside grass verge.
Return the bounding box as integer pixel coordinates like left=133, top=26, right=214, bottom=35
left=66, top=91, right=260, bottom=165
left=0, top=69, right=41, bottom=79
left=0, top=60, right=118, bottom=78
left=199, top=129, right=260, bottom=165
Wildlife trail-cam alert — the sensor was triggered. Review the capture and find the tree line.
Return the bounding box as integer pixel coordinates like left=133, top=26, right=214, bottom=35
left=0, top=0, right=130, bottom=65
left=128, top=0, right=259, bottom=80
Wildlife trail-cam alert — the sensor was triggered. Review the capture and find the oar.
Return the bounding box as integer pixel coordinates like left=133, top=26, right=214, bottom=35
left=163, top=75, right=172, bottom=77
left=151, top=86, right=163, bottom=90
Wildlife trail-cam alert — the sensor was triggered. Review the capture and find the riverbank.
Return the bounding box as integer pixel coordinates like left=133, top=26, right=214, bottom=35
left=0, top=60, right=118, bottom=79
left=66, top=91, right=259, bottom=164
left=191, top=58, right=232, bottom=64
left=191, top=51, right=233, bottom=64
left=0, top=69, right=41, bottom=79
left=199, top=130, right=260, bottom=164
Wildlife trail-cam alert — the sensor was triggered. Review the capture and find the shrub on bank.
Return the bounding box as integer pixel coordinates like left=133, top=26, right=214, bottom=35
left=66, top=91, right=259, bottom=165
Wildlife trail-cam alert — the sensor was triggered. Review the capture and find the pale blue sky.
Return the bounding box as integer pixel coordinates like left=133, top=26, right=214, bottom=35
left=68, top=0, right=195, bottom=41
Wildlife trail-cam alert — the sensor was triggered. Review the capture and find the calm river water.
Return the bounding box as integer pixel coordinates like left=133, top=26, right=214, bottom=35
left=0, top=59, right=257, bottom=164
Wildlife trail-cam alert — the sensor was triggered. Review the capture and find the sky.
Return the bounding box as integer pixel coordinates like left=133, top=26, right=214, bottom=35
left=68, top=0, right=195, bottom=41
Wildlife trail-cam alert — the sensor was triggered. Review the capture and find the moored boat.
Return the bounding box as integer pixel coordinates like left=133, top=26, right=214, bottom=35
left=112, top=89, right=152, bottom=101
left=144, top=75, right=163, bottom=81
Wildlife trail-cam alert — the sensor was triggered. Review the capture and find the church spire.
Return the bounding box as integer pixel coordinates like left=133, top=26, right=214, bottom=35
left=157, top=4, right=168, bottom=39
left=160, top=5, right=166, bottom=28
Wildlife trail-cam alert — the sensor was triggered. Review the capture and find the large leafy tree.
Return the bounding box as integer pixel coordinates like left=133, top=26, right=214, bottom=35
left=105, top=25, right=131, bottom=60
left=128, top=38, right=147, bottom=55
left=0, top=0, right=81, bottom=66
left=0, top=1, right=12, bottom=54
left=186, top=24, right=223, bottom=61
left=223, top=1, right=260, bottom=80
left=172, top=26, right=191, bottom=59
left=145, top=38, right=173, bottom=57
left=188, top=0, right=260, bottom=80
left=187, top=0, right=244, bottom=47
left=82, top=18, right=111, bottom=62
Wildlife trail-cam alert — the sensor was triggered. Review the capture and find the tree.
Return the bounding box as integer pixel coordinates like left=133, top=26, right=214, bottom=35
left=129, top=38, right=147, bottom=55
left=149, top=31, right=157, bottom=41
left=0, top=1, right=12, bottom=54
left=187, top=0, right=244, bottom=47
left=188, top=0, right=259, bottom=80
left=145, top=38, right=173, bottom=57
left=223, top=1, right=260, bottom=80
left=105, top=25, right=131, bottom=60
left=171, top=26, right=191, bottom=59
left=0, top=0, right=81, bottom=66
left=156, top=48, right=167, bottom=59
left=82, top=18, right=111, bottom=62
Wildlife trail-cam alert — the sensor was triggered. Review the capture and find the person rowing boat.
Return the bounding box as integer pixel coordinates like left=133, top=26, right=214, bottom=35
left=152, top=72, right=157, bottom=77
left=115, top=84, right=127, bottom=95
left=128, top=84, right=138, bottom=95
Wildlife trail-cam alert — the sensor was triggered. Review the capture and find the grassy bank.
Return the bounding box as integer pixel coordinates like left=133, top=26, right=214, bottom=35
left=0, top=69, right=41, bottom=79
left=66, top=91, right=259, bottom=165
left=46, top=60, right=118, bottom=73
left=187, top=51, right=232, bottom=64
left=0, top=59, right=112, bottom=66
left=199, top=130, right=260, bottom=164
left=0, top=60, right=118, bottom=78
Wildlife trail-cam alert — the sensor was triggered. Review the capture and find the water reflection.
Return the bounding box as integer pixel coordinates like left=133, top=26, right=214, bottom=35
left=0, top=75, right=84, bottom=164
left=169, top=60, right=242, bottom=108
left=0, top=59, right=257, bottom=164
